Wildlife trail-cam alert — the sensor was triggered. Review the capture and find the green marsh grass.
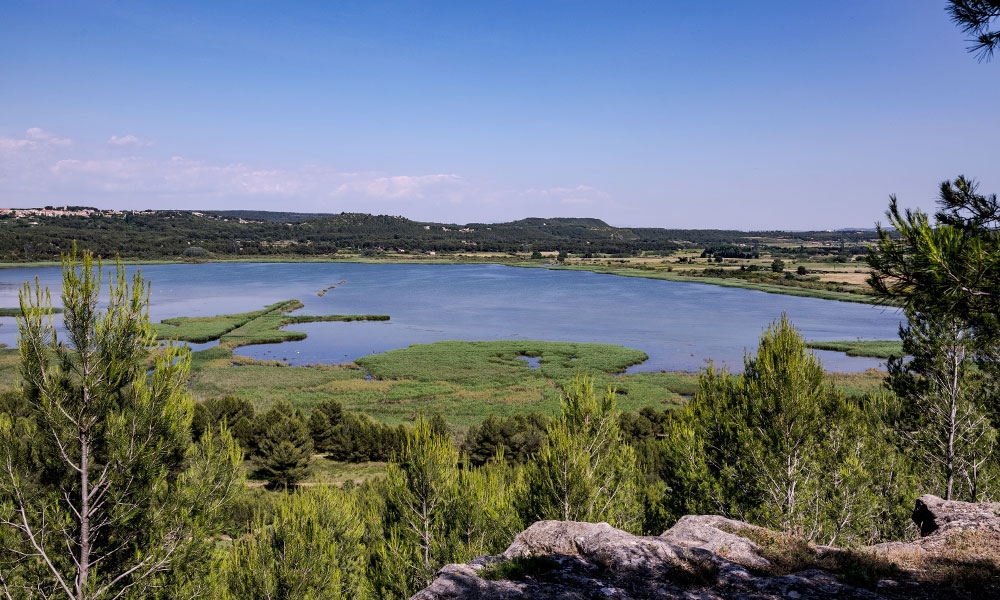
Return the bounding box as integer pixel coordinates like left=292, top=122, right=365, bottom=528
left=186, top=340, right=696, bottom=427
left=152, top=299, right=389, bottom=349
left=807, top=340, right=903, bottom=359
left=0, top=307, right=63, bottom=317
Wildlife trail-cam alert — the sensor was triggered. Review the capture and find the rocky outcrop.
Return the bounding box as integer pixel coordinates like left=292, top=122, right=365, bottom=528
left=410, top=496, right=1000, bottom=600
left=659, top=514, right=771, bottom=570
left=412, top=519, right=878, bottom=599
left=871, top=494, right=1000, bottom=558
left=911, top=494, right=1000, bottom=537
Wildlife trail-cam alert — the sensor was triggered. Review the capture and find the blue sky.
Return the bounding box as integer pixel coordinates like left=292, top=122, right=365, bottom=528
left=1, top=0, right=997, bottom=228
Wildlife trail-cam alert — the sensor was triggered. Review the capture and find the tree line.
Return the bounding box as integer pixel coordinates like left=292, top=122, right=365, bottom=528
left=0, top=209, right=882, bottom=262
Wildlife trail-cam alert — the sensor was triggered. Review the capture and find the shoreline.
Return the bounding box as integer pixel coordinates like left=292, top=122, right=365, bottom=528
left=0, top=255, right=892, bottom=306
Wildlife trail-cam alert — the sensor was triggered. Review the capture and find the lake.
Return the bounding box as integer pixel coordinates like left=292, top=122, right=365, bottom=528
left=0, top=262, right=903, bottom=372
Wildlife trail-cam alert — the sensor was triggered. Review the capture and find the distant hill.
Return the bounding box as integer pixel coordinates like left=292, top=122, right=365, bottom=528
left=208, top=210, right=340, bottom=223
left=0, top=209, right=884, bottom=262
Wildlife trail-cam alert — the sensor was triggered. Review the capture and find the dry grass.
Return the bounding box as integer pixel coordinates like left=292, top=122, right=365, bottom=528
left=814, top=271, right=872, bottom=286
left=727, top=526, right=1000, bottom=598
left=826, top=368, right=887, bottom=397
left=878, top=530, right=1000, bottom=595
left=0, top=348, right=19, bottom=392
left=729, top=527, right=901, bottom=590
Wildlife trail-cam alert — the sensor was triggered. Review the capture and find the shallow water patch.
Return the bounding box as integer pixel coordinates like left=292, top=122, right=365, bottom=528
left=517, top=355, right=542, bottom=369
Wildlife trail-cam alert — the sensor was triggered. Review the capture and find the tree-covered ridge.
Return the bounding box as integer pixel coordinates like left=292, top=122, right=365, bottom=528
left=0, top=208, right=882, bottom=261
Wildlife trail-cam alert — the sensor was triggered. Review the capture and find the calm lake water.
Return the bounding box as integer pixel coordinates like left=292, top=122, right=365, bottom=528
left=0, top=263, right=904, bottom=372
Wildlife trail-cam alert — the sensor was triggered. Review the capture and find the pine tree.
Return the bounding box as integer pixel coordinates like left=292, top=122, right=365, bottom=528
left=660, top=315, right=915, bottom=542
left=308, top=398, right=344, bottom=454
left=948, top=0, right=1000, bottom=61
left=213, top=487, right=368, bottom=600
left=524, top=373, right=641, bottom=532
left=379, top=417, right=458, bottom=594
left=869, top=177, right=999, bottom=347
left=450, top=452, right=525, bottom=562
left=889, top=310, right=997, bottom=501
left=192, top=394, right=256, bottom=450
left=738, top=315, right=826, bottom=531
left=0, top=249, right=243, bottom=600
left=253, top=401, right=313, bottom=489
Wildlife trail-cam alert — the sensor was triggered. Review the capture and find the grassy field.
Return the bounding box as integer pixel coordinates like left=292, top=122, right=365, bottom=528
left=515, top=262, right=887, bottom=304
left=245, top=457, right=387, bottom=487
left=183, top=337, right=887, bottom=429
left=826, top=369, right=888, bottom=397
left=186, top=340, right=695, bottom=428
left=0, top=349, right=17, bottom=387
left=807, top=340, right=903, bottom=359
left=0, top=342, right=887, bottom=407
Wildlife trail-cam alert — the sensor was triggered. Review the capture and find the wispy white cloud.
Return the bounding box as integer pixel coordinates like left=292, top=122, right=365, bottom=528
left=46, top=157, right=465, bottom=200
left=25, top=127, right=72, bottom=146
left=1, top=127, right=615, bottom=221
left=0, top=128, right=72, bottom=157
left=522, top=185, right=609, bottom=206
left=333, top=174, right=465, bottom=201
left=107, top=134, right=153, bottom=147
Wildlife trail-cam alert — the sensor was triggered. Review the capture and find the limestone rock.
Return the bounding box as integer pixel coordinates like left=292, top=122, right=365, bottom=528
left=411, top=496, right=1000, bottom=600
left=660, top=515, right=771, bottom=569
left=911, top=494, right=1000, bottom=537
left=410, top=519, right=882, bottom=600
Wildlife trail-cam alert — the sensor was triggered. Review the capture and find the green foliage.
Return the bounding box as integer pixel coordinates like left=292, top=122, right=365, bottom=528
left=193, top=394, right=257, bottom=449
left=524, top=374, right=641, bottom=532
left=770, top=258, right=785, bottom=273
left=378, top=417, right=460, bottom=592
left=0, top=207, right=885, bottom=262
left=358, top=340, right=647, bottom=386
left=0, top=307, right=63, bottom=317
left=870, top=177, right=1000, bottom=502
left=309, top=398, right=407, bottom=462
left=154, top=301, right=288, bottom=343
left=868, top=177, right=999, bottom=341
left=154, top=298, right=389, bottom=348
left=252, top=400, right=313, bottom=489
left=0, top=248, right=244, bottom=600
left=372, top=417, right=524, bottom=597
left=658, top=316, right=914, bottom=544
left=805, top=340, right=904, bottom=359
left=461, top=413, right=548, bottom=466
left=212, top=486, right=368, bottom=600
left=308, top=397, right=345, bottom=451
left=450, top=458, right=525, bottom=561
left=888, top=311, right=998, bottom=501
left=948, top=0, right=1000, bottom=61
left=183, top=339, right=687, bottom=426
